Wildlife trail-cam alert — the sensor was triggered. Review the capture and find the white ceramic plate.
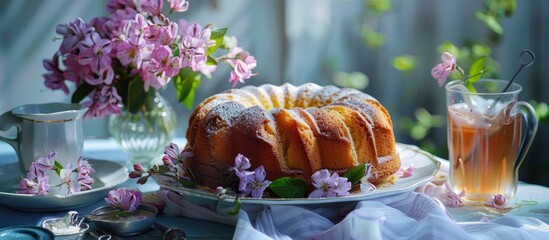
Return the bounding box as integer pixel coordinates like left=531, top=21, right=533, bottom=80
left=153, top=143, right=441, bottom=205
left=0, top=159, right=128, bottom=212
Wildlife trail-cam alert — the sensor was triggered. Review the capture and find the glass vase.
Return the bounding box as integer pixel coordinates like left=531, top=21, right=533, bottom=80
left=108, top=90, right=177, bottom=167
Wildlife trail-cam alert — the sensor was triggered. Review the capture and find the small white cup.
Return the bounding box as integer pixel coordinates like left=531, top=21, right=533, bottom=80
left=0, top=103, right=87, bottom=175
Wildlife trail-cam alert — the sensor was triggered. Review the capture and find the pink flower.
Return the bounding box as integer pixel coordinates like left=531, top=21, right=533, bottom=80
left=43, top=53, right=69, bottom=94
left=241, top=166, right=271, bottom=199
left=396, top=164, right=415, bottom=178
left=116, top=15, right=153, bottom=68
left=78, top=32, right=113, bottom=74
left=83, top=85, right=122, bottom=118
left=106, top=0, right=137, bottom=14
left=17, top=176, right=50, bottom=196
left=445, top=182, right=465, bottom=207
left=76, top=158, right=95, bottom=191
left=62, top=53, right=88, bottom=85
left=56, top=18, right=94, bottom=54
left=141, top=0, right=163, bottom=16
left=60, top=163, right=81, bottom=196
left=309, top=169, right=351, bottom=198
left=84, top=66, right=115, bottom=86
left=485, top=194, right=508, bottom=209
left=168, top=0, right=189, bottom=12
left=230, top=154, right=254, bottom=181
left=27, top=151, right=56, bottom=180
left=226, top=48, right=257, bottom=87
left=149, top=46, right=181, bottom=78
left=163, top=143, right=193, bottom=162
left=333, top=174, right=352, bottom=196
left=105, top=188, right=142, bottom=212
left=431, top=52, right=457, bottom=87
left=179, top=22, right=211, bottom=71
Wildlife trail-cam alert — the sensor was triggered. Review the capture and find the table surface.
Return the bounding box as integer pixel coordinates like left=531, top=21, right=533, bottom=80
left=0, top=139, right=548, bottom=239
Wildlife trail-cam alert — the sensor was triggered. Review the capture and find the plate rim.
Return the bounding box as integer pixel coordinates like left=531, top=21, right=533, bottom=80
left=154, top=143, right=441, bottom=205
left=0, top=158, right=128, bottom=211
left=0, top=226, right=54, bottom=239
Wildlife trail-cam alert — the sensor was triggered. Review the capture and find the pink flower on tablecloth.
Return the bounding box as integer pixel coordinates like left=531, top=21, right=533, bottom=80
left=485, top=194, right=508, bottom=209
left=445, top=182, right=465, bottom=207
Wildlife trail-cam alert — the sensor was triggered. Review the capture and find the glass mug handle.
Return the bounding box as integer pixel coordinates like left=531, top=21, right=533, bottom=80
left=504, top=101, right=539, bottom=183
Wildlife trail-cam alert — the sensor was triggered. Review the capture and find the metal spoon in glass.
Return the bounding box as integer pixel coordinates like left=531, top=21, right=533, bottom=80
left=489, top=49, right=535, bottom=109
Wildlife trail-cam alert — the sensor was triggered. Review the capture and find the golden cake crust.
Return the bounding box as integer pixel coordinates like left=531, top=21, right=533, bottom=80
left=186, top=83, right=401, bottom=189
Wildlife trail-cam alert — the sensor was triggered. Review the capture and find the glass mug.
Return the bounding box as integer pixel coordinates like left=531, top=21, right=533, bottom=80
left=0, top=103, right=87, bottom=175
left=446, top=79, right=538, bottom=203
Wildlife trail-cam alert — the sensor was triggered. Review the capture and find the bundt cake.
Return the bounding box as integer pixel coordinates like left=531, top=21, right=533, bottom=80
left=185, top=83, right=401, bottom=190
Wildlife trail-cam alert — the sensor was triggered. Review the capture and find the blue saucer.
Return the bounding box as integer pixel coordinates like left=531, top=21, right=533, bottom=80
left=0, top=226, right=54, bottom=239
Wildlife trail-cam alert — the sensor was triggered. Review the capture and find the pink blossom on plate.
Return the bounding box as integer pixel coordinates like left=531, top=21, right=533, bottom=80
left=396, top=164, right=415, bottom=178
left=59, top=163, right=81, bottom=196
left=230, top=154, right=254, bottom=180
left=163, top=143, right=193, bottom=162
left=76, top=158, right=95, bottom=191
left=431, top=52, right=457, bottom=87
left=17, top=176, right=50, bottom=196
left=168, top=0, right=189, bottom=12
left=27, top=151, right=57, bottom=180
left=241, top=166, right=271, bottom=199
left=309, top=169, right=351, bottom=198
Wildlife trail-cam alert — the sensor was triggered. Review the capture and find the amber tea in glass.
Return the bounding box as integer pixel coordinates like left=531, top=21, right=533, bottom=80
left=446, top=79, right=538, bottom=204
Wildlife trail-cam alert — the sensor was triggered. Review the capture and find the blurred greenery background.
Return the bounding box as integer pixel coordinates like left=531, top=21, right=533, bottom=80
left=0, top=0, right=548, bottom=186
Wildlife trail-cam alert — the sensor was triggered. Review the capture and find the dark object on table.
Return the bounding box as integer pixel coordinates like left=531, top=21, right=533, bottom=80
left=154, top=221, right=188, bottom=240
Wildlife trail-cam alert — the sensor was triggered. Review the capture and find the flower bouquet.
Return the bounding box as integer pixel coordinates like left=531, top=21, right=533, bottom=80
left=43, top=0, right=257, bottom=118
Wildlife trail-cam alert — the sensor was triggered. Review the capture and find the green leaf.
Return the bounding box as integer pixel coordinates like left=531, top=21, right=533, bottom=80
left=127, top=78, right=148, bottom=114
left=54, top=160, right=63, bottom=176
left=268, top=177, right=307, bottom=198
left=392, top=55, right=416, bottom=72
left=468, top=56, right=486, bottom=83
left=182, top=75, right=201, bottom=109
left=174, top=67, right=199, bottom=103
left=476, top=12, right=503, bottom=34
left=206, top=56, right=218, bottom=65
left=227, top=198, right=241, bottom=215
left=343, top=164, right=366, bottom=185
left=71, top=82, right=94, bottom=103
left=179, top=177, right=197, bottom=189
left=207, top=28, right=227, bottom=55
left=466, top=81, right=477, bottom=93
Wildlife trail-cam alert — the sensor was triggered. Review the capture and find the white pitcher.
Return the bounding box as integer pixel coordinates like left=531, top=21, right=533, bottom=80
left=0, top=103, right=87, bottom=174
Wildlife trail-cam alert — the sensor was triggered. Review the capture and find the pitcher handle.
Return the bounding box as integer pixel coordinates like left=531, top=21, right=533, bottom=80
left=0, top=110, right=22, bottom=151
left=505, top=101, right=538, bottom=183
